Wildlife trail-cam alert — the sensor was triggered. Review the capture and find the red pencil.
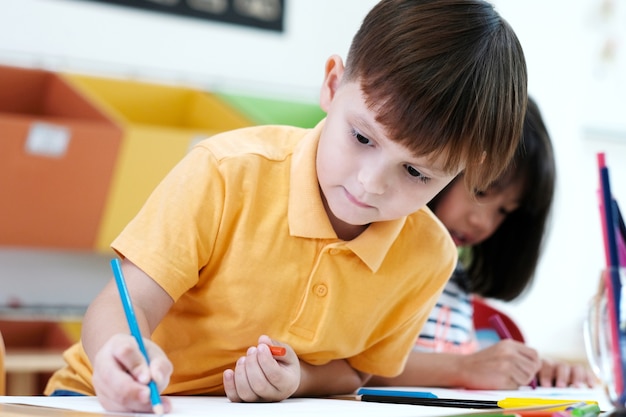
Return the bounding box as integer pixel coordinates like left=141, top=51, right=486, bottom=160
left=488, top=314, right=537, bottom=389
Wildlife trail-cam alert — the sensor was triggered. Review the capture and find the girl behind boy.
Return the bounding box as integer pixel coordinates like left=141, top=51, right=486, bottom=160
left=370, top=97, right=597, bottom=389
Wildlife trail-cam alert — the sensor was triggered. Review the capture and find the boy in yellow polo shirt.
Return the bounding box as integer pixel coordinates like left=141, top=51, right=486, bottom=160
left=46, top=0, right=527, bottom=413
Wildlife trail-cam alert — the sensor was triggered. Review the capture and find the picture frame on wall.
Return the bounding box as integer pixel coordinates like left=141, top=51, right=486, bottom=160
left=75, top=0, right=285, bottom=32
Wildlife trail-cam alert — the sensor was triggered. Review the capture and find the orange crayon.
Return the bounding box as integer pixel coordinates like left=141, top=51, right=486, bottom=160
left=270, top=345, right=286, bottom=356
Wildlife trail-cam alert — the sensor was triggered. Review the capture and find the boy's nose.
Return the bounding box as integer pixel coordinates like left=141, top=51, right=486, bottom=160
left=358, top=166, right=387, bottom=195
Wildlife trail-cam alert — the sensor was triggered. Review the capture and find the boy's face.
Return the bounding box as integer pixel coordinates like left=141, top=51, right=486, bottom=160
left=316, top=56, right=460, bottom=237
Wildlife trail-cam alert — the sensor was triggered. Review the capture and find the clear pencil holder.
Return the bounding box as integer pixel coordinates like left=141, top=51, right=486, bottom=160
left=584, top=267, right=626, bottom=408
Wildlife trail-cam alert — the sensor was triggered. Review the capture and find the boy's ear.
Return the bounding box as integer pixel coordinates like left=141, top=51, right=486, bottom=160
left=319, top=55, right=345, bottom=112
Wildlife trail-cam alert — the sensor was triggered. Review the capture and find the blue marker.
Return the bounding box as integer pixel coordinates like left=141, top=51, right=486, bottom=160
left=111, top=258, right=164, bottom=415
left=356, top=388, right=437, bottom=398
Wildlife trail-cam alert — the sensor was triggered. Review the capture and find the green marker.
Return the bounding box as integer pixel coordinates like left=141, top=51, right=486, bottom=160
left=570, top=403, right=601, bottom=417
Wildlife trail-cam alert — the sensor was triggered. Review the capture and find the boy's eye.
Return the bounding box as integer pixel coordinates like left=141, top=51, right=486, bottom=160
left=406, top=165, right=430, bottom=183
left=355, top=132, right=370, bottom=145
left=407, top=166, right=420, bottom=177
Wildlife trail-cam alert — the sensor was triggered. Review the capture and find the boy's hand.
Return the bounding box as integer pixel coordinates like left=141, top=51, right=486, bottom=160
left=223, top=335, right=300, bottom=402
left=92, top=333, right=173, bottom=413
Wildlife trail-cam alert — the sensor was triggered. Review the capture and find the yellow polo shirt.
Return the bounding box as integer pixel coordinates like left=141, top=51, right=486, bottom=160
left=46, top=120, right=456, bottom=396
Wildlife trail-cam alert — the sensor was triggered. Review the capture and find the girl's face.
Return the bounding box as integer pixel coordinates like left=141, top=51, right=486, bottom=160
left=316, top=56, right=461, bottom=239
left=434, top=178, right=524, bottom=247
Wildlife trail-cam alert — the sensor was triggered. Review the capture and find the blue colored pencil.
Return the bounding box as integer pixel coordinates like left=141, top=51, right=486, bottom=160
left=110, top=258, right=164, bottom=415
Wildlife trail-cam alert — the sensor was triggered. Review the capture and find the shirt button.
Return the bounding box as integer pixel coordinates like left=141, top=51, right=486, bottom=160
left=314, top=284, right=328, bottom=297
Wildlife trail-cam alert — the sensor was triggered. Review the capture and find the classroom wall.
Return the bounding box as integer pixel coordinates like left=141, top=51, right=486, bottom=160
left=487, top=0, right=626, bottom=362
left=1, top=0, right=625, bottom=362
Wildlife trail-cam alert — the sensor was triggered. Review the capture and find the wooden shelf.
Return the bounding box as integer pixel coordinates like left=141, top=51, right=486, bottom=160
left=5, top=349, right=66, bottom=395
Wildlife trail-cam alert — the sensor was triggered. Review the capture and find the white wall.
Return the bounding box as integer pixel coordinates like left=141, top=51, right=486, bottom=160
left=487, top=0, right=626, bottom=362
left=0, top=0, right=376, bottom=100
left=1, top=0, right=625, bottom=362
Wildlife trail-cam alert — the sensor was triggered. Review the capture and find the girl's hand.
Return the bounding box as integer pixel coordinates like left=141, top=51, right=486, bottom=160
left=537, top=358, right=599, bottom=388
left=92, top=333, right=173, bottom=413
left=458, top=339, right=541, bottom=389
left=223, top=335, right=300, bottom=402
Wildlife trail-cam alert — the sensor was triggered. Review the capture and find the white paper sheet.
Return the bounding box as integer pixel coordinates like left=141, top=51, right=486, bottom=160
left=0, top=395, right=471, bottom=417
left=0, top=387, right=612, bottom=417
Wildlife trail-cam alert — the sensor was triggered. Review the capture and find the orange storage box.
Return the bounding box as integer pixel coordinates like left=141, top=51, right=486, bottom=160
left=0, top=65, right=123, bottom=249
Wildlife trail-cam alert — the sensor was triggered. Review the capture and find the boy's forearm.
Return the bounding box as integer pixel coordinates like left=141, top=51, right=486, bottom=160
left=293, top=359, right=370, bottom=397
left=81, top=279, right=155, bottom=361
left=82, top=263, right=173, bottom=362
left=81, top=290, right=134, bottom=361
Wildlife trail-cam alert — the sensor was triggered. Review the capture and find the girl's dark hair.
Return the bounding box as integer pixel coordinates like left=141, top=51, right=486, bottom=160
left=429, top=97, right=556, bottom=301
left=344, top=0, right=527, bottom=193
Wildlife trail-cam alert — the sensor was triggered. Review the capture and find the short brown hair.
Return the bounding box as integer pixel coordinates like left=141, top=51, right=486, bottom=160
left=344, top=0, right=527, bottom=192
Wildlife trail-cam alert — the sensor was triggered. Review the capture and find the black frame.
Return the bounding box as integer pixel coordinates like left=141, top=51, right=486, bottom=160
left=76, top=0, right=285, bottom=32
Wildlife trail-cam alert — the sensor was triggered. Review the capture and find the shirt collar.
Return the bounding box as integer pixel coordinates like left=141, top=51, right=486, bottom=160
left=288, top=119, right=406, bottom=272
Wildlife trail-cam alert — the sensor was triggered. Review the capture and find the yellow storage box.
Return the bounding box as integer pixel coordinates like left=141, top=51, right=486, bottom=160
left=62, top=73, right=252, bottom=252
